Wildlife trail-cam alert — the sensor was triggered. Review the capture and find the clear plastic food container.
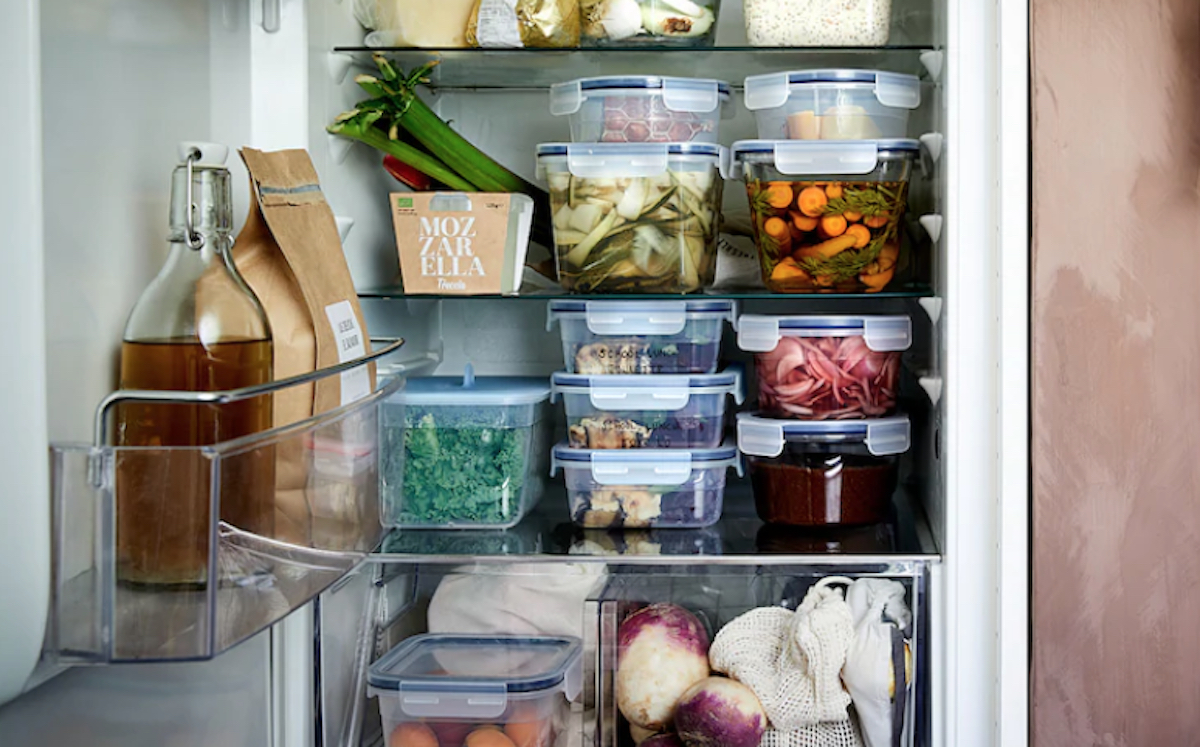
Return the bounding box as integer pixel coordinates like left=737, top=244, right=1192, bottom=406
left=368, top=634, right=583, bottom=747
left=549, top=77, right=732, bottom=143
left=547, top=299, right=735, bottom=374
left=736, top=314, right=911, bottom=420
left=550, top=370, right=743, bottom=449
left=743, top=0, right=893, bottom=46
left=737, top=412, right=910, bottom=526
left=537, top=143, right=727, bottom=294
left=581, top=0, right=721, bottom=47
left=552, top=443, right=739, bottom=528
left=381, top=366, right=551, bottom=528
left=731, top=139, right=918, bottom=293
left=744, top=70, right=920, bottom=141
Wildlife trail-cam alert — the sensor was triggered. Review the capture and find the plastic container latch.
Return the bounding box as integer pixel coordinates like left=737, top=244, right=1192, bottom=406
left=566, top=143, right=670, bottom=179
left=662, top=77, right=721, bottom=113
left=587, top=376, right=692, bottom=411
left=743, top=72, right=791, bottom=111
left=872, top=72, right=922, bottom=109
left=549, top=80, right=584, bottom=116
left=462, top=363, right=476, bottom=389
left=584, top=301, right=687, bottom=335
left=864, top=419, right=911, bottom=456
left=718, top=146, right=733, bottom=181
left=590, top=451, right=693, bottom=486
left=398, top=681, right=508, bottom=720
left=772, top=141, right=880, bottom=176
left=736, top=316, right=783, bottom=353
left=737, top=418, right=785, bottom=458
left=862, top=317, right=914, bottom=352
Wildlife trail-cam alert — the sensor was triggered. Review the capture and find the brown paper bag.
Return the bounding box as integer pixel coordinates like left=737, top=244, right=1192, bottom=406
left=233, top=148, right=377, bottom=549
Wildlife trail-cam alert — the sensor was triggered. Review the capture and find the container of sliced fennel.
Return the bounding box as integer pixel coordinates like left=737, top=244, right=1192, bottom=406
left=537, top=142, right=726, bottom=294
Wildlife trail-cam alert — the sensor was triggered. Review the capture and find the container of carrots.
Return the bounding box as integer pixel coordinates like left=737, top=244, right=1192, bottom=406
left=731, top=139, right=918, bottom=293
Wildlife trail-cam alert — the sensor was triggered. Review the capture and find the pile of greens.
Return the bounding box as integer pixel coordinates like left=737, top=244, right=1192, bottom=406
left=396, top=413, right=528, bottom=526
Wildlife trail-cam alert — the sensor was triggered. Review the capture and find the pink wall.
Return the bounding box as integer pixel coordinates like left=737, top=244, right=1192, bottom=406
left=1032, top=0, right=1200, bottom=742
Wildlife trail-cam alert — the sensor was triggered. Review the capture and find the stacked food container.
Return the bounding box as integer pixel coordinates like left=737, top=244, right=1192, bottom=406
left=735, top=313, right=912, bottom=526
left=548, top=300, right=741, bottom=528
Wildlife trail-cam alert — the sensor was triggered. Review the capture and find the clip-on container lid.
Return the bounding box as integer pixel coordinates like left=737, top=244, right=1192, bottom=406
left=552, top=443, right=742, bottom=485
left=737, top=412, right=911, bottom=457
left=736, top=314, right=912, bottom=353
left=537, top=142, right=729, bottom=179
left=547, top=299, right=736, bottom=335
left=730, top=139, right=919, bottom=176
left=551, top=370, right=744, bottom=411
left=743, top=69, right=922, bottom=111
left=397, top=364, right=551, bottom=407
left=550, top=76, right=733, bottom=116
left=368, top=635, right=583, bottom=719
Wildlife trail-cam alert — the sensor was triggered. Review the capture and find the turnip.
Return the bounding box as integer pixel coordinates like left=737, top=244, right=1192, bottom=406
left=674, top=677, right=767, bottom=747
left=616, top=603, right=711, bottom=730
left=642, top=735, right=685, bottom=747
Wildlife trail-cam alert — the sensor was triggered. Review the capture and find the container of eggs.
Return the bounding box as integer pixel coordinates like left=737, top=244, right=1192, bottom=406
left=369, top=634, right=584, bottom=747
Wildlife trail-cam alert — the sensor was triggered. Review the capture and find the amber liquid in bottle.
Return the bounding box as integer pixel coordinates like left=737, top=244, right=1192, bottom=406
left=115, top=145, right=275, bottom=588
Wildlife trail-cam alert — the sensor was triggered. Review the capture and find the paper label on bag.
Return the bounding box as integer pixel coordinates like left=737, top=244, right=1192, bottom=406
left=324, top=300, right=370, bottom=405
left=391, top=192, right=516, bottom=295
left=474, top=0, right=523, bottom=47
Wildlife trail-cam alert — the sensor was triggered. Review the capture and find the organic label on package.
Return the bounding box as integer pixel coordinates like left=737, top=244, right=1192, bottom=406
left=392, top=192, right=526, bottom=295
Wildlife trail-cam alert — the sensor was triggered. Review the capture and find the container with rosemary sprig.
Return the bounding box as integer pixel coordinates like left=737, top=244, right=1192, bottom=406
left=736, top=141, right=917, bottom=293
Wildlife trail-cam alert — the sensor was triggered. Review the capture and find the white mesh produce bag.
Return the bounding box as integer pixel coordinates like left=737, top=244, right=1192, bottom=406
left=709, top=577, right=856, bottom=731
left=843, top=580, right=912, bottom=747
left=760, top=720, right=864, bottom=747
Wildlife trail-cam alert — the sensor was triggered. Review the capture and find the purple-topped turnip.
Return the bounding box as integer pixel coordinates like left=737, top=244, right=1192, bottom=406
left=641, top=735, right=685, bottom=747
left=674, top=677, right=767, bottom=747
left=616, top=603, right=711, bottom=730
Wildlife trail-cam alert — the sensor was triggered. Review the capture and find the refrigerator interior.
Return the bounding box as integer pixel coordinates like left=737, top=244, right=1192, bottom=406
left=0, top=0, right=1026, bottom=744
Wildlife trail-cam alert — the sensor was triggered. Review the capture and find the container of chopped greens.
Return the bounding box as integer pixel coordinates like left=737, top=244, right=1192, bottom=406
left=381, top=365, right=552, bottom=529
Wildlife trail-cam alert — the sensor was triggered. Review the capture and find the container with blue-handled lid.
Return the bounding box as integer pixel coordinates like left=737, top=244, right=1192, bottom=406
left=551, top=369, right=743, bottom=449
left=550, top=76, right=733, bottom=144
left=368, top=634, right=583, bottom=746
left=552, top=442, right=740, bottom=528
left=743, top=69, right=921, bottom=141
left=537, top=142, right=728, bottom=295
left=736, top=314, right=911, bottom=419
left=547, top=299, right=735, bottom=374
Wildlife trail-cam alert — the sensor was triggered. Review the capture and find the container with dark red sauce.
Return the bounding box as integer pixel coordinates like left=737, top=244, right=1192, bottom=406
left=736, top=412, right=910, bottom=526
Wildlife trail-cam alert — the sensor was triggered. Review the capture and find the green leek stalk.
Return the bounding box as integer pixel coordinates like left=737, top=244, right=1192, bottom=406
left=327, top=111, right=477, bottom=193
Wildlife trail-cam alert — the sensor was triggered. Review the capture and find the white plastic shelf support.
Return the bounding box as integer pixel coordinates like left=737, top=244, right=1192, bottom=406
left=920, top=133, right=945, bottom=164
left=327, top=52, right=354, bottom=85
left=919, top=214, right=944, bottom=243
left=919, top=297, right=944, bottom=325
left=335, top=216, right=355, bottom=243
left=920, top=51, right=944, bottom=81
left=919, top=375, right=944, bottom=406
left=329, top=132, right=355, bottom=165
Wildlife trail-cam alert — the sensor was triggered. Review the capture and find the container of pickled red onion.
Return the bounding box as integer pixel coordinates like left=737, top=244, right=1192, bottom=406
left=549, top=76, right=732, bottom=144
left=736, top=314, right=910, bottom=420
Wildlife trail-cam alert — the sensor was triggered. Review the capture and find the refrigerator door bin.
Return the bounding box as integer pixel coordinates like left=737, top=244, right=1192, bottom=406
left=49, top=341, right=404, bottom=664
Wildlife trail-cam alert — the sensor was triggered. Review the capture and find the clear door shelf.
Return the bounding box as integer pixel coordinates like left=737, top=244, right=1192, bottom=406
left=49, top=340, right=405, bottom=664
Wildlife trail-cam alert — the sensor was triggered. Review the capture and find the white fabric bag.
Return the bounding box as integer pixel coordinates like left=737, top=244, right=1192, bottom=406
left=842, top=579, right=912, bottom=747
left=709, top=577, right=857, bottom=730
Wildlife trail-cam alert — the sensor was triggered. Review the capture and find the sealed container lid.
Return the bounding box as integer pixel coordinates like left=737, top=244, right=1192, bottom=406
left=743, top=70, right=921, bottom=111
left=737, top=412, right=911, bottom=457
left=397, top=365, right=550, bottom=406
left=537, top=142, right=728, bottom=179
left=731, top=139, right=919, bottom=176
left=551, top=370, right=744, bottom=411
left=552, top=443, right=741, bottom=485
left=547, top=299, right=735, bottom=335
left=550, top=76, right=732, bottom=116
left=368, top=635, right=583, bottom=717
left=737, top=314, right=911, bottom=353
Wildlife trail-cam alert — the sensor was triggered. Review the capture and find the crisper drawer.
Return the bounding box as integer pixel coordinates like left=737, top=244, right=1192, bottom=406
left=48, top=341, right=404, bottom=664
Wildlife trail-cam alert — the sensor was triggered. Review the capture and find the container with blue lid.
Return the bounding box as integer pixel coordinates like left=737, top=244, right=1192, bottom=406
left=538, top=142, right=727, bottom=295
left=551, top=443, right=740, bottom=528
left=551, top=370, right=742, bottom=450
left=549, top=76, right=733, bottom=144
left=736, top=315, right=910, bottom=420
left=547, top=299, right=735, bottom=375
left=368, top=634, right=583, bottom=737
left=743, top=69, right=921, bottom=141
left=381, top=365, right=552, bottom=529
